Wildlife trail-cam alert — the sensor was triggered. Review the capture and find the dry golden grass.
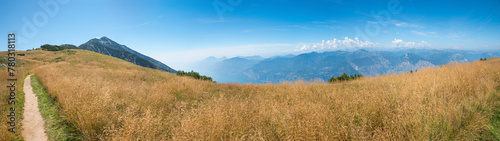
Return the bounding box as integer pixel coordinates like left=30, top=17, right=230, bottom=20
left=0, top=51, right=39, bottom=140
left=0, top=65, right=19, bottom=140
left=6, top=49, right=499, bottom=140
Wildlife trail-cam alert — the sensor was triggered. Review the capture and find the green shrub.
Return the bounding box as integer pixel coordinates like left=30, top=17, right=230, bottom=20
left=41, top=44, right=77, bottom=51
left=329, top=73, right=363, bottom=83
left=177, top=70, right=213, bottom=81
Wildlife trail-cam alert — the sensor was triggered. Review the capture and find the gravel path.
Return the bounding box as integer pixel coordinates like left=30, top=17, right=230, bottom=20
left=22, top=75, right=48, bottom=141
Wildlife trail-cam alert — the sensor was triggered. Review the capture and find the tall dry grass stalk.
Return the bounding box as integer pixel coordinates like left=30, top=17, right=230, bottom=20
left=22, top=50, right=500, bottom=140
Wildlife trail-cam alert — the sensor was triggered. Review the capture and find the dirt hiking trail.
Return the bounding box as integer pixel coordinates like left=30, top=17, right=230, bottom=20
left=22, top=75, right=48, bottom=141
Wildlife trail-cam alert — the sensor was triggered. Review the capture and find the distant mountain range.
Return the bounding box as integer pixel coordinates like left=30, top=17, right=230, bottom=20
left=194, top=49, right=500, bottom=83
left=78, top=37, right=176, bottom=73
left=43, top=37, right=500, bottom=84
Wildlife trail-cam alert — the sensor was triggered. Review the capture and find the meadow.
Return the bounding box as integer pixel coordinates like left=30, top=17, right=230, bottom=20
left=2, top=49, right=500, bottom=140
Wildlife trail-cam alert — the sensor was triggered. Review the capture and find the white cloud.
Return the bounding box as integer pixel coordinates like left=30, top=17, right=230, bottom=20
left=391, top=20, right=422, bottom=28
left=392, top=38, right=431, bottom=48
left=288, top=25, right=312, bottom=30
left=366, top=20, right=422, bottom=28
left=297, top=37, right=379, bottom=51
left=412, top=31, right=437, bottom=36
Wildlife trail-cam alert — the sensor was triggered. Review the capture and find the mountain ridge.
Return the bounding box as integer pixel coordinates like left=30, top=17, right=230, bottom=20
left=78, top=36, right=176, bottom=73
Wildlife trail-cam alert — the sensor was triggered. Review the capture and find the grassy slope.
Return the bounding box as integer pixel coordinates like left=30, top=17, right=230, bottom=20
left=2, top=49, right=500, bottom=140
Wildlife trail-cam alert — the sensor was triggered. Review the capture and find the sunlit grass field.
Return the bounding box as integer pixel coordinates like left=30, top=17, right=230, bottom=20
left=2, top=49, right=500, bottom=140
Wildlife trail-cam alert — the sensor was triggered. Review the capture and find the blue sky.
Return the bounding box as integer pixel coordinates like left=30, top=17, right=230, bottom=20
left=1, top=0, right=499, bottom=70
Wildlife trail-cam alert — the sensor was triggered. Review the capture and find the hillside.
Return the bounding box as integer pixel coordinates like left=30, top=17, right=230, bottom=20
left=195, top=49, right=500, bottom=83
left=2, top=49, right=500, bottom=140
left=78, top=36, right=176, bottom=73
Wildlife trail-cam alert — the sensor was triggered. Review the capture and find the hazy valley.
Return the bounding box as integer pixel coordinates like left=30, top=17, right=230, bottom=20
left=194, top=48, right=500, bottom=83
